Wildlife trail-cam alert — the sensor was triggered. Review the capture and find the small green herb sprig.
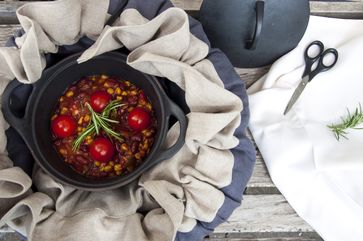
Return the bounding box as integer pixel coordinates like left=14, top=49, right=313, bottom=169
left=72, top=100, right=125, bottom=151
left=327, top=104, right=363, bottom=141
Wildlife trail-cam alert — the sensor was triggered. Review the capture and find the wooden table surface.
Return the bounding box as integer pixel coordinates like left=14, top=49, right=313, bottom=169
left=0, top=0, right=362, bottom=240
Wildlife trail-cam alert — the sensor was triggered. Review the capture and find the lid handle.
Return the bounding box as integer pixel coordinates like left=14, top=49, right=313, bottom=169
left=245, top=0, right=265, bottom=50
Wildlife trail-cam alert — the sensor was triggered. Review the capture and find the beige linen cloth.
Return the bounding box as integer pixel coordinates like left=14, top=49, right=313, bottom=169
left=0, top=0, right=243, bottom=240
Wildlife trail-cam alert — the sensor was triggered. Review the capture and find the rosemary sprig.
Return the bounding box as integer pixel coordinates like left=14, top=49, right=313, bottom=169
left=327, top=103, right=363, bottom=141
left=72, top=100, right=125, bottom=151
left=102, top=100, right=124, bottom=117
left=73, top=125, right=95, bottom=151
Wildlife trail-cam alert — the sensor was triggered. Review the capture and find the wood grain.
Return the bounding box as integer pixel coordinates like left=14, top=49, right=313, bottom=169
left=235, top=67, right=270, bottom=89
left=1, top=0, right=363, bottom=24
left=0, top=233, right=323, bottom=241
left=311, top=1, right=363, bottom=18
left=246, top=153, right=277, bottom=195
left=213, top=195, right=316, bottom=235
left=0, top=195, right=318, bottom=239
left=0, top=233, right=23, bottom=241
left=0, top=24, right=20, bottom=45
left=206, top=239, right=321, bottom=241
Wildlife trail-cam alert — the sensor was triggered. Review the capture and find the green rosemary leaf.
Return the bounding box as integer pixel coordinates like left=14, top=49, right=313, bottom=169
left=102, top=100, right=122, bottom=117
left=72, top=125, right=95, bottom=151
left=99, top=115, right=119, bottom=124
left=328, top=103, right=363, bottom=141
left=109, top=103, right=125, bottom=111
left=97, top=118, right=120, bottom=137
left=72, top=100, right=124, bottom=150
left=93, top=112, right=100, bottom=134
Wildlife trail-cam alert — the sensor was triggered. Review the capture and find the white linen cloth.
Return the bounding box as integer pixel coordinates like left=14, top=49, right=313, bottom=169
left=248, top=16, right=363, bottom=241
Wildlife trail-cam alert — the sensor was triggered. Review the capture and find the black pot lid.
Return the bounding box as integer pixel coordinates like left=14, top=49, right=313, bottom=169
left=199, top=0, right=310, bottom=68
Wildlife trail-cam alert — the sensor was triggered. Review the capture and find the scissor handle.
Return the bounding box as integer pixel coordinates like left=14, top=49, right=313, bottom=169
left=309, top=48, right=339, bottom=81
left=303, top=40, right=325, bottom=77
left=303, top=40, right=339, bottom=81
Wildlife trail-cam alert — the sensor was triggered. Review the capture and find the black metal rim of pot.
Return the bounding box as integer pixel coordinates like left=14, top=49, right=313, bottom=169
left=1, top=51, right=188, bottom=191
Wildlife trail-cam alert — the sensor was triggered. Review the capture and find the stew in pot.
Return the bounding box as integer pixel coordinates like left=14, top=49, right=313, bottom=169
left=51, top=75, right=157, bottom=178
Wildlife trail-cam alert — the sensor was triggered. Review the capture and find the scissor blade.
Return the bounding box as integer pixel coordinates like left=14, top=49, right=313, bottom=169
left=284, top=76, right=310, bottom=115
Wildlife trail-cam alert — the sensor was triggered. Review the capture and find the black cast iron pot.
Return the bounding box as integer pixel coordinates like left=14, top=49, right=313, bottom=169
left=1, top=51, right=187, bottom=191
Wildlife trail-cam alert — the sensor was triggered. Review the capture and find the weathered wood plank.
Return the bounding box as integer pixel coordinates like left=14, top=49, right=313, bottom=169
left=0, top=195, right=317, bottom=239
left=0, top=233, right=23, bottom=241
left=0, top=235, right=322, bottom=241
left=311, top=2, right=363, bottom=19
left=246, top=128, right=277, bottom=195
left=0, top=2, right=23, bottom=24
left=210, top=195, right=319, bottom=239
left=0, top=24, right=19, bottom=45
left=174, top=0, right=363, bottom=15
left=235, top=67, right=270, bottom=89
left=0, top=232, right=323, bottom=241
left=205, top=239, right=321, bottom=241
left=1, top=1, right=363, bottom=24
left=246, top=153, right=277, bottom=195
left=205, top=238, right=321, bottom=241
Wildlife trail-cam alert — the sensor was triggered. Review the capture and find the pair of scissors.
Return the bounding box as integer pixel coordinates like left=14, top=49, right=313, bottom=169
left=284, top=40, right=339, bottom=115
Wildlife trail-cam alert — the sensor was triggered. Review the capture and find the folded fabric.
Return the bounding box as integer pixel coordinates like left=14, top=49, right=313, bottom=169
left=0, top=0, right=255, bottom=240
left=248, top=16, right=363, bottom=241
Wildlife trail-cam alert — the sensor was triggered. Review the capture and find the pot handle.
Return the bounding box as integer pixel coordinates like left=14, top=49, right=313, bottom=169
left=1, top=80, right=32, bottom=142
left=150, top=98, right=188, bottom=167
left=245, top=0, right=265, bottom=50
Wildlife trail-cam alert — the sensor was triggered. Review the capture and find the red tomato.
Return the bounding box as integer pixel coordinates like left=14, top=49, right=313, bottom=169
left=89, top=137, right=115, bottom=163
left=128, top=107, right=151, bottom=131
left=51, top=115, right=76, bottom=138
left=90, top=91, right=111, bottom=112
